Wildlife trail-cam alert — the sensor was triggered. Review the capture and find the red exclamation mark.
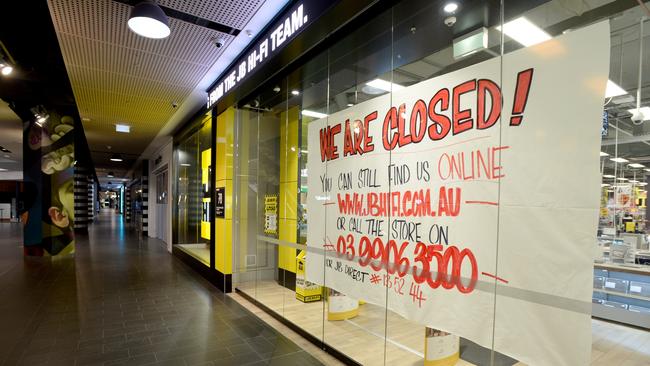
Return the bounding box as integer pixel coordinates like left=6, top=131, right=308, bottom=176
left=510, top=68, right=534, bottom=126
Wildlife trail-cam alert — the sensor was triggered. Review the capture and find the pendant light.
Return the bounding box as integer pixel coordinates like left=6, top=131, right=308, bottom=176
left=128, top=1, right=170, bottom=39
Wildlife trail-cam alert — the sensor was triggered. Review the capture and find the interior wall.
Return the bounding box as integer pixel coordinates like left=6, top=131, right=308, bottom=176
left=148, top=138, right=173, bottom=251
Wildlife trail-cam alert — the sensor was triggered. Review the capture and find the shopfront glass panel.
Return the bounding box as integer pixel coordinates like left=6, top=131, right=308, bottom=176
left=175, top=119, right=212, bottom=267
left=231, top=0, right=649, bottom=365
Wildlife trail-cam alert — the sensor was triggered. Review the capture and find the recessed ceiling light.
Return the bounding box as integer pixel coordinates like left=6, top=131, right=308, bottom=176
left=365, top=78, right=404, bottom=93
left=291, top=90, right=300, bottom=96
left=110, top=154, right=123, bottom=162
left=627, top=107, right=650, bottom=121
left=115, top=124, right=130, bottom=133
left=443, top=2, right=458, bottom=13
left=617, top=177, right=629, bottom=181
left=603, top=174, right=616, bottom=178
left=605, top=80, right=627, bottom=98
left=497, top=17, right=551, bottom=47
left=610, top=157, right=629, bottom=163
left=1, top=65, right=13, bottom=76
left=600, top=151, right=609, bottom=157
left=628, top=163, right=645, bottom=168
left=302, top=110, right=328, bottom=119
left=128, top=1, right=171, bottom=39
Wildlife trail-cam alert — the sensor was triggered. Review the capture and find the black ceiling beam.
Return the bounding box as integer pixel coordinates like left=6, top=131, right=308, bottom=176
left=113, top=0, right=240, bottom=35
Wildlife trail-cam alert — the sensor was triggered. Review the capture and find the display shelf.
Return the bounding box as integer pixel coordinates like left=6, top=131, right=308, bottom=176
left=592, top=263, right=650, bottom=330
left=592, top=288, right=650, bottom=302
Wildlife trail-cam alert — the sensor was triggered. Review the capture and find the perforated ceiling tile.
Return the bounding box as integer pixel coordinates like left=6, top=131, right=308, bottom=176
left=47, top=0, right=268, bottom=162
left=159, top=0, right=264, bottom=30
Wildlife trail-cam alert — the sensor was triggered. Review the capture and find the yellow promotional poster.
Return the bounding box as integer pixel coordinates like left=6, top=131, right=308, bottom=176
left=295, top=250, right=321, bottom=303
left=264, top=194, right=278, bottom=236
left=201, top=148, right=211, bottom=240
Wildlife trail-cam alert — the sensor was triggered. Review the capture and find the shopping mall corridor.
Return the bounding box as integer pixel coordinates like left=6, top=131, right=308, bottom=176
left=0, top=209, right=322, bottom=366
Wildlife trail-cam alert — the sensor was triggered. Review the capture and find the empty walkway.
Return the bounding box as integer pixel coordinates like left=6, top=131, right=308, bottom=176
left=0, top=210, right=322, bottom=366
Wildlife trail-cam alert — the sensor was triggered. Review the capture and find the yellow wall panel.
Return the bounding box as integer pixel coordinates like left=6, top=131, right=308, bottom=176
left=278, top=106, right=300, bottom=274
left=214, top=107, right=235, bottom=275
left=279, top=182, right=297, bottom=220
left=215, top=218, right=232, bottom=274
left=278, top=218, right=297, bottom=271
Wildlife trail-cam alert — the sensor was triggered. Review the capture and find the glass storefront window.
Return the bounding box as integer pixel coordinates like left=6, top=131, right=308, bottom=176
left=226, top=0, right=650, bottom=365
left=174, top=115, right=212, bottom=267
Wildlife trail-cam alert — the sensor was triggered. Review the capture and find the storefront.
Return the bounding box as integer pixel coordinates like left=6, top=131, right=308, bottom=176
left=172, top=0, right=650, bottom=365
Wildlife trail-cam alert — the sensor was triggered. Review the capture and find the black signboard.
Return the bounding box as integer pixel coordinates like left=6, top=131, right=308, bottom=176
left=207, top=0, right=334, bottom=108
left=215, top=187, right=225, bottom=218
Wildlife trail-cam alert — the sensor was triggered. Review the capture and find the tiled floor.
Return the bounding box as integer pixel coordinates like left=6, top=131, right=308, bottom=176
left=0, top=210, right=322, bottom=366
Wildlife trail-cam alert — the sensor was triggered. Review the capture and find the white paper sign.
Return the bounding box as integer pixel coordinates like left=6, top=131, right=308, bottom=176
left=306, top=22, right=609, bottom=366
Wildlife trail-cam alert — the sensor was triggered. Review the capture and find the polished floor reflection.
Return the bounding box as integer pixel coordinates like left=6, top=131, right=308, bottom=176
left=0, top=209, right=322, bottom=366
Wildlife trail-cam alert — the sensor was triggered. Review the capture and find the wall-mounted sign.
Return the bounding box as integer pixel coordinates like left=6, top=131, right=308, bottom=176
left=207, top=1, right=333, bottom=109
left=306, top=22, right=609, bottom=366
left=215, top=187, right=225, bottom=218
left=264, top=194, right=278, bottom=236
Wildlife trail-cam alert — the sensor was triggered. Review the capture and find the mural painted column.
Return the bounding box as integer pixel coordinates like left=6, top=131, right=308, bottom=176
left=22, top=111, right=76, bottom=257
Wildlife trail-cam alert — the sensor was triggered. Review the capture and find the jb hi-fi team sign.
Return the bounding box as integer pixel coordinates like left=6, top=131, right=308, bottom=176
left=307, top=22, right=610, bottom=366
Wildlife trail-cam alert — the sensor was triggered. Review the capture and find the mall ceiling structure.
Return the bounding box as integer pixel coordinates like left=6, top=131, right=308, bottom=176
left=46, top=0, right=289, bottom=181
left=0, top=1, right=96, bottom=180
left=0, top=101, right=22, bottom=174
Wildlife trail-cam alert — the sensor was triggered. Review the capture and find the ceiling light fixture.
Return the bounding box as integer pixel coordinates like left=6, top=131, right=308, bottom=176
left=107, top=172, right=114, bottom=178
left=600, top=151, right=609, bottom=157
left=115, top=124, right=130, bottom=133
left=605, top=80, right=627, bottom=98
left=0, top=42, right=15, bottom=76
left=291, top=90, right=300, bottom=96
left=628, top=163, right=645, bottom=168
left=610, top=157, right=629, bottom=163
left=617, top=177, right=629, bottom=181
left=603, top=174, right=616, bottom=178
left=128, top=1, right=171, bottom=39
left=0, top=62, right=12, bottom=76
left=302, top=110, right=328, bottom=119
left=110, top=154, right=123, bottom=162
left=365, top=78, right=404, bottom=93
left=443, top=2, right=458, bottom=13
left=497, top=17, right=551, bottom=47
